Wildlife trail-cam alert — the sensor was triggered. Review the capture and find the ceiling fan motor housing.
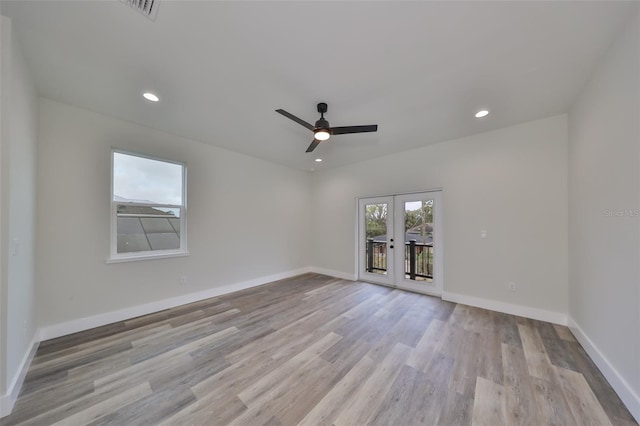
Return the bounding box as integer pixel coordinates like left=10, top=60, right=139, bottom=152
left=315, top=118, right=330, bottom=129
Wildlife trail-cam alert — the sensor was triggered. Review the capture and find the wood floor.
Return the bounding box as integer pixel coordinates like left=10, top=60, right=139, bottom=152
left=4, top=273, right=636, bottom=426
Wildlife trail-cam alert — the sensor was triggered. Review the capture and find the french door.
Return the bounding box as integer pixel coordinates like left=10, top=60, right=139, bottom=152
left=358, top=191, right=443, bottom=296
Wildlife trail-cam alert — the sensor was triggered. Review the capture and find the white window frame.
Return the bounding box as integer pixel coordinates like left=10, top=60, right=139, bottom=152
left=107, top=149, right=188, bottom=263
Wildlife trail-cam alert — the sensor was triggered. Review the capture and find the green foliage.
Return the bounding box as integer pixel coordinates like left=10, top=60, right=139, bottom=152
left=365, top=200, right=434, bottom=240
left=365, top=204, right=387, bottom=239
left=404, top=199, right=433, bottom=231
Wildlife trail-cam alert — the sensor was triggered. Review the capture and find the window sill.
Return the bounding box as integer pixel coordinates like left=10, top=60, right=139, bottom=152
left=106, top=251, right=189, bottom=264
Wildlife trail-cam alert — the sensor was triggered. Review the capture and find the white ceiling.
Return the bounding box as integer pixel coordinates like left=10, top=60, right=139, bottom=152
left=1, top=1, right=634, bottom=171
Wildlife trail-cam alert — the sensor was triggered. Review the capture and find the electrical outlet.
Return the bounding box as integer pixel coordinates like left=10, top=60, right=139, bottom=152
left=180, top=275, right=188, bottom=285
left=508, top=281, right=516, bottom=292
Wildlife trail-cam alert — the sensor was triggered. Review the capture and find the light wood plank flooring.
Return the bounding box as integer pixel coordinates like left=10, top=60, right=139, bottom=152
left=4, top=273, right=636, bottom=425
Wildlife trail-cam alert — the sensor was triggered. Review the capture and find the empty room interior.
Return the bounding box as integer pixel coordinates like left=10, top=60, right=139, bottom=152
left=0, top=1, right=639, bottom=425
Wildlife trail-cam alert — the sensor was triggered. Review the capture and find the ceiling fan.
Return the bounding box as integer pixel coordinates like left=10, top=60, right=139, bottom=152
left=276, top=102, right=378, bottom=153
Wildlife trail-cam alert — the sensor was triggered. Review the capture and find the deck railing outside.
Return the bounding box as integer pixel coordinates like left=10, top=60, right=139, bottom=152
left=366, top=238, right=433, bottom=279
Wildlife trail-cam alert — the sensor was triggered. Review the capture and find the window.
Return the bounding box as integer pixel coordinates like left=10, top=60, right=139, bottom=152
left=109, top=150, right=187, bottom=262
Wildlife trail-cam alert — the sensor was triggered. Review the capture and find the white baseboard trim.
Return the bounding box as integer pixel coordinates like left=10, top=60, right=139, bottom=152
left=0, top=336, right=39, bottom=418
left=441, top=291, right=568, bottom=325
left=568, top=317, right=640, bottom=423
left=39, top=267, right=312, bottom=341
left=309, top=267, right=357, bottom=281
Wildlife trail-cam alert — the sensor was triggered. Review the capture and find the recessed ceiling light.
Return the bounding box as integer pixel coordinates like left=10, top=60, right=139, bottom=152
left=475, top=109, right=489, bottom=118
left=315, top=158, right=323, bottom=162
left=142, top=92, right=160, bottom=102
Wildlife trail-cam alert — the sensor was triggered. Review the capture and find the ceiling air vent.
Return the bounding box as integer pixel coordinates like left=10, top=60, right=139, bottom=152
left=122, top=0, right=159, bottom=21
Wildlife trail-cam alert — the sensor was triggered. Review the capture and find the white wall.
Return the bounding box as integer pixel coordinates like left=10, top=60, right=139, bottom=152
left=312, top=115, right=569, bottom=318
left=568, top=9, right=639, bottom=419
left=36, top=98, right=311, bottom=328
left=0, top=14, right=39, bottom=404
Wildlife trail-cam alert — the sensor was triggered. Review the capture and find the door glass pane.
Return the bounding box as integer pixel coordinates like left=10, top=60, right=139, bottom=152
left=365, top=203, right=388, bottom=275
left=403, top=199, right=433, bottom=282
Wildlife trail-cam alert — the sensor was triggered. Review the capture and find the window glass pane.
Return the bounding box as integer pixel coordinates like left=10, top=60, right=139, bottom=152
left=117, top=216, right=145, bottom=235
left=118, top=235, right=151, bottom=253
left=140, top=217, right=175, bottom=234
left=116, top=205, right=181, bottom=254
left=113, top=152, right=183, bottom=205
left=117, top=217, right=150, bottom=253
left=147, top=233, right=180, bottom=250
left=169, top=218, right=180, bottom=235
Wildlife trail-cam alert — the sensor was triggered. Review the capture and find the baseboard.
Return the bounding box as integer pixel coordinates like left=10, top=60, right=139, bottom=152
left=0, top=336, right=39, bottom=418
left=309, top=266, right=357, bottom=281
left=568, top=317, right=640, bottom=423
left=441, top=291, right=568, bottom=325
left=39, top=267, right=312, bottom=341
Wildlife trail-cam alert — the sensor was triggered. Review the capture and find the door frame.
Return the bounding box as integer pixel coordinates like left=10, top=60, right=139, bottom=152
left=357, top=189, right=444, bottom=296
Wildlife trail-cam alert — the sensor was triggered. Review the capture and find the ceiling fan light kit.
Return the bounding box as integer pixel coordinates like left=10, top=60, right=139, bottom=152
left=276, top=102, right=378, bottom=153
left=314, top=130, right=331, bottom=141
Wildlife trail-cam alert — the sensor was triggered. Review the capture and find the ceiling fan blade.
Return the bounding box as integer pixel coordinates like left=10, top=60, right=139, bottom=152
left=330, top=125, right=378, bottom=135
left=306, top=139, right=320, bottom=153
left=275, top=109, right=315, bottom=131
